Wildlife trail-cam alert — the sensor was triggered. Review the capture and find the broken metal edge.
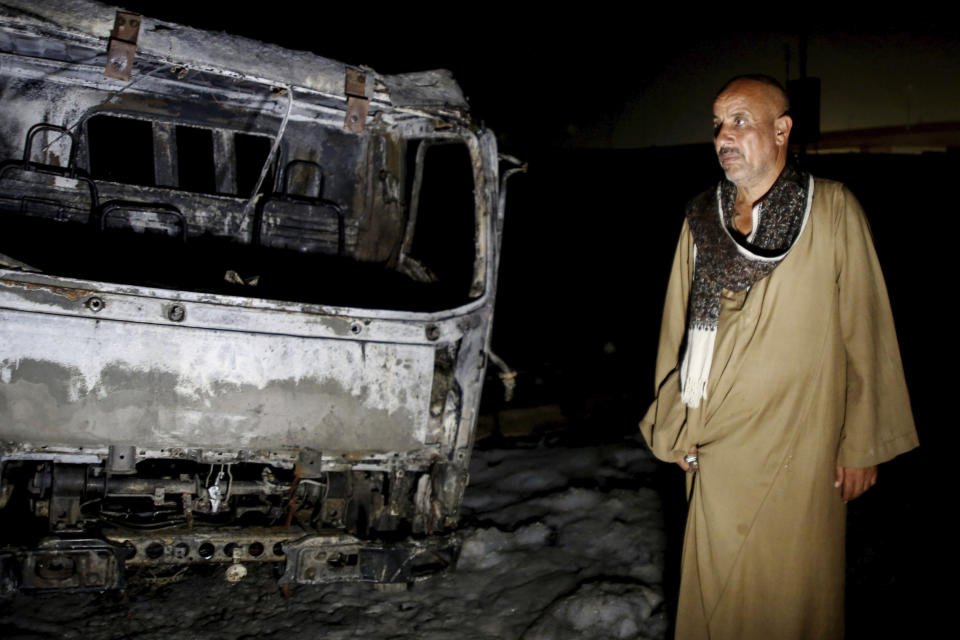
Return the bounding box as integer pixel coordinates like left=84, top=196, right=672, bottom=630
left=0, top=270, right=492, bottom=341
left=0, top=256, right=492, bottom=326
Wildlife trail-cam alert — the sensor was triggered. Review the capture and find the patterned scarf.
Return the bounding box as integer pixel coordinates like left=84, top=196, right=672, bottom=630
left=680, top=162, right=814, bottom=408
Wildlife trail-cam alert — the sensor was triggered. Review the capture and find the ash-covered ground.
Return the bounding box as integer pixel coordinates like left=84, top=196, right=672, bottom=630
left=0, top=437, right=669, bottom=640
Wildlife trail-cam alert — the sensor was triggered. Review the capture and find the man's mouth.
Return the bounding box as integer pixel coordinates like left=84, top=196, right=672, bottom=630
left=718, top=147, right=741, bottom=164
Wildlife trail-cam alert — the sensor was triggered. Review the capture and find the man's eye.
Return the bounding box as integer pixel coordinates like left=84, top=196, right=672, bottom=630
left=735, top=118, right=746, bottom=126
left=713, top=123, right=721, bottom=137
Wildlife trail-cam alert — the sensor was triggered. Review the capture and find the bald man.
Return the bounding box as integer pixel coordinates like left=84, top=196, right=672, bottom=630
left=639, top=75, right=918, bottom=639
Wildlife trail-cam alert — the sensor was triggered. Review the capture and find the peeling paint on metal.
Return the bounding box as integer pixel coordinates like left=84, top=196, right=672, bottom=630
left=0, top=277, right=93, bottom=301
left=1, top=310, right=434, bottom=451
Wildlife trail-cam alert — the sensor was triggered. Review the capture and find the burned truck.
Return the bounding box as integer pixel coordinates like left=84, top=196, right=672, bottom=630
left=0, top=0, right=521, bottom=591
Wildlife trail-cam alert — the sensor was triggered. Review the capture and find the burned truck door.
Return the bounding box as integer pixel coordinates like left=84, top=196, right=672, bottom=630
left=0, top=0, right=516, bottom=591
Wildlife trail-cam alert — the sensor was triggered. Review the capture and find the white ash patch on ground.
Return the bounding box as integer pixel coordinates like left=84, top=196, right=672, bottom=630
left=0, top=437, right=667, bottom=640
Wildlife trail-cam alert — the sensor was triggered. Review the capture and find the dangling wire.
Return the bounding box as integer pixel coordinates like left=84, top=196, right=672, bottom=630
left=244, top=85, right=294, bottom=214
left=40, top=62, right=173, bottom=156
left=224, top=463, right=234, bottom=502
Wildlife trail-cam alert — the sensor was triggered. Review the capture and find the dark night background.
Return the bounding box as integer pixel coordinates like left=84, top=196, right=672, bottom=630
left=114, top=3, right=954, bottom=636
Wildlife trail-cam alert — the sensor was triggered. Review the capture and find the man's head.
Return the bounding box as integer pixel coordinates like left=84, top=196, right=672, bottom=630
left=712, top=75, right=792, bottom=194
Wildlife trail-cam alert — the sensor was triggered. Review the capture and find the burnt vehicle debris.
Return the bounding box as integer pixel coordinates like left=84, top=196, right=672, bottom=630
left=0, top=0, right=522, bottom=593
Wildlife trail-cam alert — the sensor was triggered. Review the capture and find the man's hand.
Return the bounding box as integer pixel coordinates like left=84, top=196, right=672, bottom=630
left=677, top=445, right=698, bottom=472
left=834, top=465, right=877, bottom=502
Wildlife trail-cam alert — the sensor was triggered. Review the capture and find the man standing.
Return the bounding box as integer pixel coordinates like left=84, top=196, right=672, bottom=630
left=639, top=75, right=918, bottom=639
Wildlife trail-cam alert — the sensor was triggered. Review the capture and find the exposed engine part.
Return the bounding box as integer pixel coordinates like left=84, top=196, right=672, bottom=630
left=280, top=532, right=457, bottom=585
left=20, top=461, right=298, bottom=530
left=103, top=525, right=300, bottom=566
left=205, top=465, right=230, bottom=514
left=5, top=457, right=451, bottom=540
left=1, top=456, right=464, bottom=588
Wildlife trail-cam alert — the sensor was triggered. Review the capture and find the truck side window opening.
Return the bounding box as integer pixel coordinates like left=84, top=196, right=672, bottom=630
left=87, top=114, right=275, bottom=198
left=175, top=125, right=216, bottom=194
left=235, top=133, right=274, bottom=198
left=87, top=115, right=155, bottom=187
left=8, top=115, right=481, bottom=312
left=406, top=140, right=477, bottom=302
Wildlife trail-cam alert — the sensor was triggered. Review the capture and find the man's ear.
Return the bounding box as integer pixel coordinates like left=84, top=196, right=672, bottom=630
left=775, top=114, right=793, bottom=146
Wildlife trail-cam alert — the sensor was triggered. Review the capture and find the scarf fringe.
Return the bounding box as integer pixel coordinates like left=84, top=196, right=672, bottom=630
left=680, top=325, right=716, bottom=409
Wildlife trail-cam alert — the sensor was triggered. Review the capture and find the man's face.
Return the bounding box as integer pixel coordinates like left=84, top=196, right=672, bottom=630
left=712, top=80, right=788, bottom=191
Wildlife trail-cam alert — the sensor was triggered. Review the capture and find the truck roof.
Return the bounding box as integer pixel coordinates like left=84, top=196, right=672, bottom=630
left=0, top=0, right=469, bottom=115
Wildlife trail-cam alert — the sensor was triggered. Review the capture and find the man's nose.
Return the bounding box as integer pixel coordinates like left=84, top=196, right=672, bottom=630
left=714, top=122, right=734, bottom=141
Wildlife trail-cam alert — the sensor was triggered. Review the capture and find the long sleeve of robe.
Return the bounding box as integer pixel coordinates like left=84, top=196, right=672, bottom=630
left=639, top=178, right=919, bottom=640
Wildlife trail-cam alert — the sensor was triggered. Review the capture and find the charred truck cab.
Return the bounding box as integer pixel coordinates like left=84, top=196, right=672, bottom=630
left=0, top=1, right=521, bottom=592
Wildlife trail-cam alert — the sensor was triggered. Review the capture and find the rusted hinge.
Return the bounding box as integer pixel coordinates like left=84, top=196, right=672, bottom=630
left=344, top=68, right=369, bottom=133
left=104, top=11, right=141, bottom=81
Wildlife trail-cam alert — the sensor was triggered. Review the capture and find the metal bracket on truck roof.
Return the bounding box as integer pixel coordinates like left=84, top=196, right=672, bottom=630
left=344, top=68, right=369, bottom=133
left=105, top=11, right=141, bottom=81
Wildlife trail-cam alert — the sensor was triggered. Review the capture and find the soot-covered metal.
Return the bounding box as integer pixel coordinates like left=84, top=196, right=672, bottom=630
left=0, top=0, right=521, bottom=593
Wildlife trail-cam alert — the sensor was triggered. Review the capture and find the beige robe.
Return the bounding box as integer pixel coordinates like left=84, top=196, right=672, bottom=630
left=639, top=178, right=919, bottom=640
